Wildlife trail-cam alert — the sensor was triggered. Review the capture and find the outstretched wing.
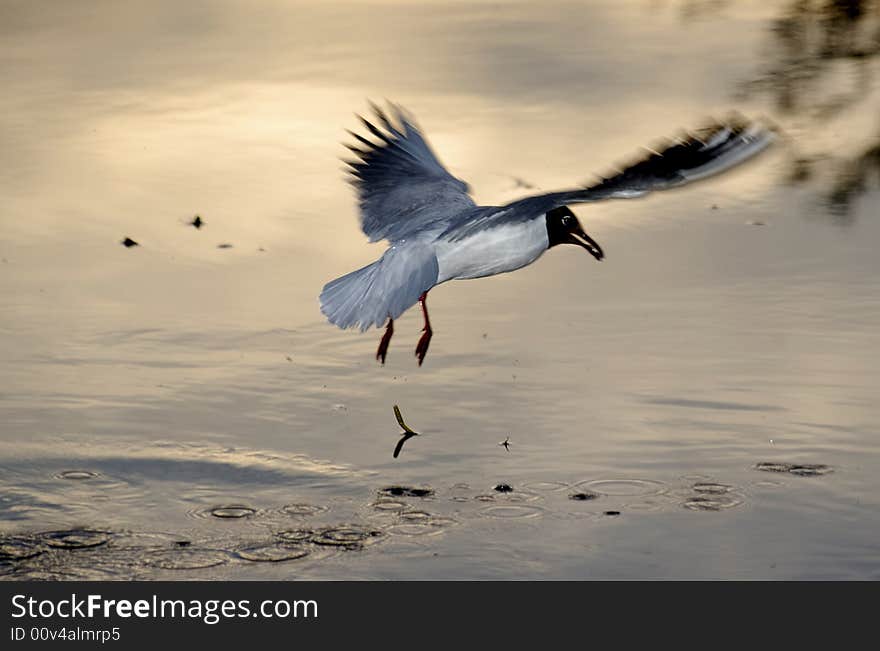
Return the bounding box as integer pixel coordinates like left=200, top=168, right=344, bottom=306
left=444, top=116, right=775, bottom=241
left=344, top=103, right=475, bottom=243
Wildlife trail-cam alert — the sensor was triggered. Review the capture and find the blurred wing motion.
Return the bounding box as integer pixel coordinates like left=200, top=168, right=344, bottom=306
left=446, top=116, right=776, bottom=240
left=572, top=115, right=776, bottom=201
left=344, top=103, right=475, bottom=243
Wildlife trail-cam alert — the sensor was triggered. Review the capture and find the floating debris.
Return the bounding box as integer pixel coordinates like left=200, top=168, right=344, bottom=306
left=121, top=237, right=139, bottom=248
left=217, top=243, right=233, bottom=249
left=746, top=220, right=767, bottom=226
left=379, top=485, right=434, bottom=498
left=603, top=510, right=621, bottom=517
left=755, top=462, right=832, bottom=477
left=392, top=404, right=420, bottom=459
left=568, top=491, right=598, bottom=501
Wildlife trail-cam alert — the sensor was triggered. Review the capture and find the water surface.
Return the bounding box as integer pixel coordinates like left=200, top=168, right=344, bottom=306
left=1, top=0, right=879, bottom=579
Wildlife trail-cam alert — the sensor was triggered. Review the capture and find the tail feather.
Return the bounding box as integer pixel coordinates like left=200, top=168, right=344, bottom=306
left=319, top=244, right=439, bottom=331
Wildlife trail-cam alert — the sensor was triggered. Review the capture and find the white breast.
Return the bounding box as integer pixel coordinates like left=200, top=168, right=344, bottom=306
left=434, top=218, right=549, bottom=283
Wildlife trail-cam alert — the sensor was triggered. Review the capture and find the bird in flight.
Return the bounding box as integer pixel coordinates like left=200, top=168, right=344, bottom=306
left=500, top=437, right=511, bottom=452
left=392, top=404, right=420, bottom=459
left=320, top=103, right=774, bottom=366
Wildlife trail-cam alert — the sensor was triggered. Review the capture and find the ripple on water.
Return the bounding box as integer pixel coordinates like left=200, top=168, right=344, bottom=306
left=281, top=503, right=328, bottom=517
left=479, top=505, right=543, bottom=520
left=310, top=525, right=385, bottom=550
left=372, top=499, right=408, bottom=512
left=523, top=481, right=570, bottom=493
left=41, top=529, right=113, bottom=550
left=683, top=495, right=743, bottom=512
left=755, top=462, right=833, bottom=477
left=575, top=479, right=666, bottom=497
left=692, top=482, right=735, bottom=494
left=0, top=535, right=44, bottom=561
left=141, top=548, right=230, bottom=570
left=236, top=543, right=311, bottom=563
left=189, top=505, right=259, bottom=520
left=55, top=470, right=101, bottom=480
left=276, top=529, right=314, bottom=544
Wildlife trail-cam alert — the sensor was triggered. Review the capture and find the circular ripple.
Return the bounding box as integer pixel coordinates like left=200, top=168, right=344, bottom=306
left=576, top=479, right=665, bottom=497
left=683, top=495, right=743, bottom=512
left=693, top=482, right=734, bottom=494
left=399, top=510, right=432, bottom=522
left=387, top=523, right=444, bottom=537
left=141, top=549, right=230, bottom=570
left=236, top=543, right=310, bottom=563
left=523, top=481, right=570, bottom=492
left=208, top=505, right=257, bottom=519
left=474, top=494, right=496, bottom=502
left=55, top=470, right=100, bottom=480
left=379, top=486, right=434, bottom=498
left=311, top=526, right=385, bottom=550
left=41, top=529, right=113, bottom=550
left=0, top=536, right=44, bottom=561
left=372, top=500, right=407, bottom=512
left=479, top=505, right=542, bottom=519
left=276, top=529, right=314, bottom=544
left=281, top=503, right=328, bottom=517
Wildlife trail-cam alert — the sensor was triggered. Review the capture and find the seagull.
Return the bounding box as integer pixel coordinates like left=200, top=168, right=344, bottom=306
left=392, top=404, right=419, bottom=459
left=499, top=437, right=511, bottom=452
left=320, top=103, right=774, bottom=365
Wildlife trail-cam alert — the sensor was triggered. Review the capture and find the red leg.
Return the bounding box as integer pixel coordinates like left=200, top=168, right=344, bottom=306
left=414, top=291, right=433, bottom=366
left=377, top=317, right=393, bottom=365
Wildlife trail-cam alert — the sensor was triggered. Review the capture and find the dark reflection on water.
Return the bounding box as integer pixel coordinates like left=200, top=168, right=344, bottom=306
left=737, top=0, right=880, bottom=217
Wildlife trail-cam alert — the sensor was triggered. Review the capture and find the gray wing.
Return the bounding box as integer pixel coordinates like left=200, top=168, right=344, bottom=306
left=444, top=116, right=775, bottom=241
left=319, top=242, right=439, bottom=331
left=345, top=103, right=476, bottom=243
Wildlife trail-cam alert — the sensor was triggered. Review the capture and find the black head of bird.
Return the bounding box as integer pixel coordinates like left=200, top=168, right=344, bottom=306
left=546, top=206, right=604, bottom=261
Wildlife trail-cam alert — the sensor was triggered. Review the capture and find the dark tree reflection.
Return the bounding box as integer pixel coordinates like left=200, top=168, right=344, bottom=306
left=746, top=0, right=880, bottom=219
